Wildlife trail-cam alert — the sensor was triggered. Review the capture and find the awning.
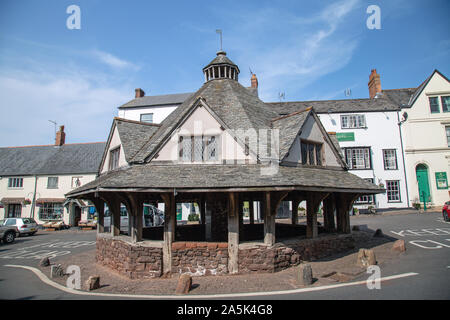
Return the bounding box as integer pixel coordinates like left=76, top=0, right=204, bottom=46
left=0, top=197, right=26, bottom=204
left=63, top=198, right=87, bottom=207
left=36, top=198, right=66, bottom=204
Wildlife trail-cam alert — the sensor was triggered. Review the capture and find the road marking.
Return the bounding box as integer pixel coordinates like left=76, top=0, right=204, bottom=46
left=0, top=241, right=95, bottom=260
left=3, top=264, right=419, bottom=299
left=390, top=228, right=450, bottom=237
left=409, top=239, right=450, bottom=249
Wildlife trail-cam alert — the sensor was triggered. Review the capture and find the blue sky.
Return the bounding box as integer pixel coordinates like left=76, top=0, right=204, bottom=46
left=0, top=0, right=449, bottom=147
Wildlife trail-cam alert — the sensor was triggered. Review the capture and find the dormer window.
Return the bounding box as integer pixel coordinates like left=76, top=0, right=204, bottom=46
left=300, top=140, right=323, bottom=166
left=109, top=147, right=120, bottom=170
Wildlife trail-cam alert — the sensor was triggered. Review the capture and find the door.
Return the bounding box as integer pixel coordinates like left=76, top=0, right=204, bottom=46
left=416, top=164, right=431, bottom=203
left=74, top=206, right=81, bottom=226
left=7, top=204, right=21, bottom=218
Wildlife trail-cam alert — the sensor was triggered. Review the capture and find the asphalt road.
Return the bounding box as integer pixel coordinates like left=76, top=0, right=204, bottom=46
left=0, top=212, right=449, bottom=300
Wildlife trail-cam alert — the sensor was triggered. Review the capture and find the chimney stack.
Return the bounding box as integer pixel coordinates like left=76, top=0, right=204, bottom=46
left=135, top=88, right=145, bottom=98
left=368, top=69, right=381, bottom=99
left=55, top=125, right=66, bottom=146
left=251, top=73, right=258, bottom=89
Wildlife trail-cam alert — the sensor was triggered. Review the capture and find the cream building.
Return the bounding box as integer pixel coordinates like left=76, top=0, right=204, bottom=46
left=396, top=70, right=450, bottom=208
left=0, top=126, right=105, bottom=225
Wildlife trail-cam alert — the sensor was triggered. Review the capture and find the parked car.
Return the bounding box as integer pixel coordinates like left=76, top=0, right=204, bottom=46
left=0, top=220, right=19, bottom=244
left=443, top=201, right=450, bottom=222
left=2, top=218, right=38, bottom=236
left=104, top=204, right=165, bottom=234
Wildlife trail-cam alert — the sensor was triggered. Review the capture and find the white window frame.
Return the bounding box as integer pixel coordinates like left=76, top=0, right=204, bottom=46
left=344, top=147, right=371, bottom=170
left=8, top=177, right=23, bottom=189
left=386, top=180, right=401, bottom=203
left=140, top=113, right=154, bottom=123
left=341, top=114, right=366, bottom=129
left=382, top=149, right=398, bottom=170
left=355, top=178, right=375, bottom=204
left=47, top=177, right=59, bottom=189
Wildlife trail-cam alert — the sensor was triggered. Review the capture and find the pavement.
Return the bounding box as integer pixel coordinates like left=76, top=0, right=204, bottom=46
left=0, top=210, right=449, bottom=300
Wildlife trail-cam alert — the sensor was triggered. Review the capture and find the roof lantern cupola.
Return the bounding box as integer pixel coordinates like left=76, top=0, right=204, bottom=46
left=203, top=51, right=240, bottom=82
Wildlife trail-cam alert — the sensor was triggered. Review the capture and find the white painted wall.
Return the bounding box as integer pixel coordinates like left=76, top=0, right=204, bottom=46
left=0, top=174, right=97, bottom=225
left=118, top=105, right=178, bottom=124
left=155, top=105, right=255, bottom=164
left=318, top=110, right=408, bottom=209
left=400, top=71, right=450, bottom=207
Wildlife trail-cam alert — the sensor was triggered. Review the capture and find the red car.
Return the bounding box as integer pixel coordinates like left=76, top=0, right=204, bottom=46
left=443, top=201, right=450, bottom=222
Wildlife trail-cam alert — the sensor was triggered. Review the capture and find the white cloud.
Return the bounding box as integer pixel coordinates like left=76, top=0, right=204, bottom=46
left=0, top=63, right=132, bottom=147
left=92, top=49, right=139, bottom=70
left=220, top=0, right=362, bottom=101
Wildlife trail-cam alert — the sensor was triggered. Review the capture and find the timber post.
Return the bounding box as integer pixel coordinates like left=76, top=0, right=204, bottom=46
left=228, top=192, right=239, bottom=274
left=161, top=192, right=176, bottom=275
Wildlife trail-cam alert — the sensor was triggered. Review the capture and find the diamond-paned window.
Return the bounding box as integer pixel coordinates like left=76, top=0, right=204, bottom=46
left=179, top=135, right=218, bottom=162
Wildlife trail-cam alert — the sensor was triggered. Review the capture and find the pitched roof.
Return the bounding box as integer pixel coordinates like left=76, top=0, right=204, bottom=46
left=118, top=92, right=193, bottom=109
left=271, top=109, right=311, bottom=161
left=382, top=88, right=417, bottom=107
left=114, top=118, right=160, bottom=162
left=0, top=142, right=106, bottom=176
left=405, top=69, right=450, bottom=108
left=130, top=78, right=280, bottom=163
left=267, top=95, right=402, bottom=116
left=67, top=163, right=384, bottom=197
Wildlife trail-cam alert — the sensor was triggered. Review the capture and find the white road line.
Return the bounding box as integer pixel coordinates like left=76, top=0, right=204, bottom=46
left=4, top=264, right=419, bottom=299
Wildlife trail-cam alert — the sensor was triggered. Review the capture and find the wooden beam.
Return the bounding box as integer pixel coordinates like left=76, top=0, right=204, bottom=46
left=161, top=193, right=176, bottom=275
left=89, top=197, right=105, bottom=234
left=291, top=199, right=300, bottom=225
left=322, top=193, right=336, bottom=232
left=306, top=192, right=329, bottom=239
left=336, top=193, right=360, bottom=234
left=228, top=192, right=239, bottom=274
left=263, top=191, right=288, bottom=246
left=101, top=195, right=121, bottom=237
left=249, top=200, right=255, bottom=224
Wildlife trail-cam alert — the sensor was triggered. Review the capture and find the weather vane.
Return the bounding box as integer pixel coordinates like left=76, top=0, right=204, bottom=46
left=216, top=29, right=223, bottom=51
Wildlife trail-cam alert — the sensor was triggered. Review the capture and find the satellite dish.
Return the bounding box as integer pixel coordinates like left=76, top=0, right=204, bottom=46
left=402, top=112, right=408, bottom=121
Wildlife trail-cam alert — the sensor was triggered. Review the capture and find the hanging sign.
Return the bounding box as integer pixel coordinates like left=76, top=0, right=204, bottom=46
left=435, top=172, right=448, bottom=189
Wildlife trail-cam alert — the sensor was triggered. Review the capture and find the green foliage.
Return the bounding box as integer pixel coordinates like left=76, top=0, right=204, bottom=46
left=188, top=213, right=200, bottom=221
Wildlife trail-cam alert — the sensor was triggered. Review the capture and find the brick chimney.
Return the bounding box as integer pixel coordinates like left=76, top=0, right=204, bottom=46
left=135, top=88, right=145, bottom=98
left=55, top=125, right=66, bottom=146
left=251, top=73, right=258, bottom=89
left=368, top=69, right=381, bottom=98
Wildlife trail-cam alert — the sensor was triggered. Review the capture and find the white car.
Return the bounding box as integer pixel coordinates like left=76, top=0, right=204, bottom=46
left=104, top=204, right=164, bottom=234
left=2, top=218, right=38, bottom=236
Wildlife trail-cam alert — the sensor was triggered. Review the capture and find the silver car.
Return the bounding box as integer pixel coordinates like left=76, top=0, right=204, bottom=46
left=0, top=220, right=19, bottom=244
left=3, top=218, right=38, bottom=236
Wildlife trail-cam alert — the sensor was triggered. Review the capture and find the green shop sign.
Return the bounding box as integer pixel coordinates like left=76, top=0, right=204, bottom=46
left=435, top=172, right=448, bottom=189
left=336, top=132, right=355, bottom=142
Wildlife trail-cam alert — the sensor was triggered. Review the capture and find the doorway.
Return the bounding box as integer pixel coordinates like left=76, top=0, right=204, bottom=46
left=416, top=164, right=431, bottom=203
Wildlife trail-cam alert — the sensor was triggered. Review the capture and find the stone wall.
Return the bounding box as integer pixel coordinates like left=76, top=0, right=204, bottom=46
left=171, top=241, right=228, bottom=276
left=96, top=233, right=355, bottom=278
left=96, top=237, right=162, bottom=279
left=238, top=234, right=355, bottom=274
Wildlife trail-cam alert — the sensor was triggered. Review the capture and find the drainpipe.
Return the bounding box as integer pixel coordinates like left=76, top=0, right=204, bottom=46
left=30, top=176, right=38, bottom=219
left=397, top=111, right=410, bottom=207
